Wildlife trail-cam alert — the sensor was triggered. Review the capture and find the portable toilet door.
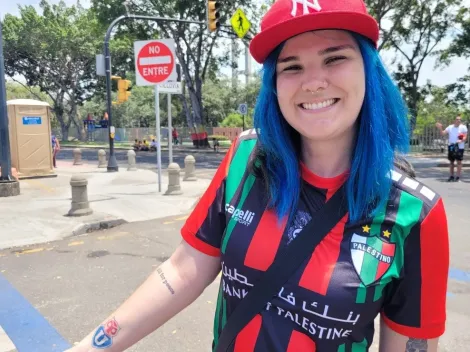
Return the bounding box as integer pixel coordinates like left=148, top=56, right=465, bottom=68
left=7, top=99, right=54, bottom=178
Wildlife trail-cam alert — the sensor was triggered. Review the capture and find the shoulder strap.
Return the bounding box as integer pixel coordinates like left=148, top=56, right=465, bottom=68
left=215, top=183, right=347, bottom=352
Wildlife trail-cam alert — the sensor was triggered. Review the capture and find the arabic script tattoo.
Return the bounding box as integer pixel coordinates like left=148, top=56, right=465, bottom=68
left=405, top=338, right=428, bottom=352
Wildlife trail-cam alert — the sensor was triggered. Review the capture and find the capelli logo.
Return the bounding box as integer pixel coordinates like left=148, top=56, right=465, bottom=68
left=225, top=204, right=255, bottom=226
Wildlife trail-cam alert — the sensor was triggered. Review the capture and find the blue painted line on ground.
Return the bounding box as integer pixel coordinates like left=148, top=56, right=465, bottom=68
left=0, top=273, right=71, bottom=352
left=449, top=268, right=470, bottom=283
left=446, top=292, right=455, bottom=298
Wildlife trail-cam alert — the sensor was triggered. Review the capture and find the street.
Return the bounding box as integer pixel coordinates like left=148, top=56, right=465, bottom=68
left=57, top=147, right=226, bottom=176
left=0, top=165, right=469, bottom=351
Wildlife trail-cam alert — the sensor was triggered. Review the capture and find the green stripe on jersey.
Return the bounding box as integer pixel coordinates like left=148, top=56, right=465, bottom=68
left=352, top=338, right=368, bottom=352
left=225, top=139, right=257, bottom=205
left=373, top=191, right=424, bottom=301
left=221, top=174, right=256, bottom=253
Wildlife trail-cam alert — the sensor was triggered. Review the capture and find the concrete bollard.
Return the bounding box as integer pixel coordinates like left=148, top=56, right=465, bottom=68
left=127, top=150, right=137, bottom=171
left=98, top=149, right=107, bottom=168
left=183, top=155, right=197, bottom=181
left=164, top=163, right=183, bottom=195
left=73, top=148, right=82, bottom=165
left=68, top=175, right=93, bottom=216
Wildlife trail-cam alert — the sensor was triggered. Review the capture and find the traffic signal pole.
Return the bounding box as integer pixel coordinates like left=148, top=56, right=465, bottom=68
left=103, top=15, right=204, bottom=172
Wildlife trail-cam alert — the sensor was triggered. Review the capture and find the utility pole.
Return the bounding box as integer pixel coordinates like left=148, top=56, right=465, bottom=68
left=0, top=20, right=20, bottom=197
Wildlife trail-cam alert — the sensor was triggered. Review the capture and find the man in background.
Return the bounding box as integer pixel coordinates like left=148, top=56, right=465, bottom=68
left=436, top=116, right=468, bottom=182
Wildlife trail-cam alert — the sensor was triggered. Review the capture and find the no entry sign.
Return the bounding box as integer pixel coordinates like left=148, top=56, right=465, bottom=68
left=134, top=39, right=177, bottom=86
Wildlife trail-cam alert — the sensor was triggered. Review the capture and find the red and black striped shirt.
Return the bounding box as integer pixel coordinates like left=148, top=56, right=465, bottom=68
left=181, top=131, right=449, bottom=352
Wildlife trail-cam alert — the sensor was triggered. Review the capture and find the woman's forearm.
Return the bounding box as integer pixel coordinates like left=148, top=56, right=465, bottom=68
left=71, top=248, right=217, bottom=352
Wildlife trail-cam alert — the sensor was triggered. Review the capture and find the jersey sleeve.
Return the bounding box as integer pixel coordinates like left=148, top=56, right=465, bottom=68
left=180, top=142, right=236, bottom=257
left=381, top=197, right=449, bottom=339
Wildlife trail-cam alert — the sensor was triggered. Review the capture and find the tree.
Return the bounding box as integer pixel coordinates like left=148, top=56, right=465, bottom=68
left=91, top=0, right=261, bottom=132
left=386, top=0, right=462, bottom=132
left=2, top=0, right=103, bottom=140
left=365, top=0, right=413, bottom=51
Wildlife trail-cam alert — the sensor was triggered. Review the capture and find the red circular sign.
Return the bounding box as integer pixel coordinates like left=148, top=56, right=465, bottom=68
left=137, top=41, right=175, bottom=84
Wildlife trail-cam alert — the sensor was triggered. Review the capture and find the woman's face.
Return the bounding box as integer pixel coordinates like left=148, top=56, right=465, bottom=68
left=276, top=30, right=365, bottom=143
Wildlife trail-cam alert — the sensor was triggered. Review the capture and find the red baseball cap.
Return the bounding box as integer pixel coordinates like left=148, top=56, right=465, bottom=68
left=250, top=0, right=379, bottom=63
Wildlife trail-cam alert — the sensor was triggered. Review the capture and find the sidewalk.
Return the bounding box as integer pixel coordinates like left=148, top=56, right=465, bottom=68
left=0, top=161, right=210, bottom=251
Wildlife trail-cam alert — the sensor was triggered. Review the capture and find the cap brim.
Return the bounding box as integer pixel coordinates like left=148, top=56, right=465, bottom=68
left=250, top=12, right=379, bottom=64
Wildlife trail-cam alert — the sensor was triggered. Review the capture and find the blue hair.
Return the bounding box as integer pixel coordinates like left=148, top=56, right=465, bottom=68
left=253, top=33, right=409, bottom=223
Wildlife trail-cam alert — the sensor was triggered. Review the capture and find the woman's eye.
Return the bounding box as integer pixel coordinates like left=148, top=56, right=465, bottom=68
left=325, top=56, right=346, bottom=65
left=283, top=65, right=302, bottom=72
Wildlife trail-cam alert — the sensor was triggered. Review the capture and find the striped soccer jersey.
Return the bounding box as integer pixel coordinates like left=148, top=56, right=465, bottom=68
left=181, top=131, right=449, bottom=352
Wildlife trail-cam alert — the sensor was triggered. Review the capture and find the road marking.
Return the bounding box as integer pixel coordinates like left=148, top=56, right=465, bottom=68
left=449, top=268, right=470, bottom=283
left=23, top=179, right=55, bottom=193
left=0, top=326, right=17, bottom=352
left=68, top=241, right=84, bottom=247
left=13, top=248, right=44, bottom=255
left=97, top=232, right=128, bottom=241
left=163, top=221, right=175, bottom=225
left=0, top=274, right=71, bottom=351
left=174, top=215, right=189, bottom=221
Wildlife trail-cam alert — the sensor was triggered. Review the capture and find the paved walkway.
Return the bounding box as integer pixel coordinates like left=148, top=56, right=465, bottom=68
left=0, top=160, right=211, bottom=250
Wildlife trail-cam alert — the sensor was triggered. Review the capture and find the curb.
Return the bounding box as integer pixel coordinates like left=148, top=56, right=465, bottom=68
left=62, top=146, right=230, bottom=154
left=436, top=163, right=470, bottom=167
left=70, top=218, right=128, bottom=237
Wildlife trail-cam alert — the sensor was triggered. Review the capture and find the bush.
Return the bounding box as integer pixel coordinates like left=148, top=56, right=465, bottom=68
left=208, top=135, right=229, bottom=141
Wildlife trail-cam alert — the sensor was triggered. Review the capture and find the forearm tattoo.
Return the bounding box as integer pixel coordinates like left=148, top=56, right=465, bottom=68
left=92, top=317, right=120, bottom=349
left=405, top=338, right=428, bottom=352
left=157, top=267, right=175, bottom=294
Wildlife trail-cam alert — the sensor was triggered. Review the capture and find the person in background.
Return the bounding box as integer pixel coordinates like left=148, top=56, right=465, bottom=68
left=150, top=139, right=158, bottom=152
left=142, top=139, right=150, bottom=151
left=212, top=137, right=220, bottom=152
left=436, top=116, right=468, bottom=182
left=133, top=139, right=140, bottom=152
left=51, top=134, right=60, bottom=168
left=172, top=127, right=179, bottom=145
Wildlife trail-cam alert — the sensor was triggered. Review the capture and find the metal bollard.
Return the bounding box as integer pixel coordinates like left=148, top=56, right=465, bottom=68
left=73, top=148, right=82, bottom=165
left=98, top=149, right=107, bottom=168
left=68, top=175, right=93, bottom=216
left=164, top=163, right=183, bottom=195
left=127, top=150, right=137, bottom=171
left=183, top=155, right=197, bottom=181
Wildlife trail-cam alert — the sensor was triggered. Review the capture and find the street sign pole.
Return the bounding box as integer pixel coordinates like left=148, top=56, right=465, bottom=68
left=155, top=86, right=162, bottom=193
left=103, top=15, right=204, bottom=173
left=168, top=93, right=173, bottom=164
left=0, top=20, right=13, bottom=181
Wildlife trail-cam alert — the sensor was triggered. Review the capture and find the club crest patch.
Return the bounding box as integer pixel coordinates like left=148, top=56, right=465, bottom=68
left=350, top=233, right=395, bottom=286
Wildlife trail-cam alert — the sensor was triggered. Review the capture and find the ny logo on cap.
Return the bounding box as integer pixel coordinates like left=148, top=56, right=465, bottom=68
left=291, top=0, right=322, bottom=16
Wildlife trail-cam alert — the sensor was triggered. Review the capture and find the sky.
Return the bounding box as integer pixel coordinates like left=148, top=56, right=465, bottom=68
left=2, top=0, right=469, bottom=87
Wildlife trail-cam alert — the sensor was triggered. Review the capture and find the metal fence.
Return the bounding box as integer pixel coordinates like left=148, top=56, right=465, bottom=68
left=410, top=121, right=470, bottom=154
left=53, top=126, right=218, bottom=145
left=53, top=121, right=470, bottom=153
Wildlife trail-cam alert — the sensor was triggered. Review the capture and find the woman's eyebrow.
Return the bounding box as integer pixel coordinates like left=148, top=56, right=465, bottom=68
left=277, top=44, right=356, bottom=63
left=318, top=44, right=356, bottom=55
left=277, top=56, right=299, bottom=64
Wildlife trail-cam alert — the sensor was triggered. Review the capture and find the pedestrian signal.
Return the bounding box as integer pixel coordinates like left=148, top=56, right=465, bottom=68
left=207, top=0, right=220, bottom=33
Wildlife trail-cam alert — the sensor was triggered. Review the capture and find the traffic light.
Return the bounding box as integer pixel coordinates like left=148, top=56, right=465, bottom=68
left=117, top=79, right=132, bottom=104
left=207, top=0, right=220, bottom=33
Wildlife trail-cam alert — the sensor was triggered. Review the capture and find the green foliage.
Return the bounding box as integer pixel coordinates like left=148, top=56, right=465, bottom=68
left=220, top=112, right=253, bottom=128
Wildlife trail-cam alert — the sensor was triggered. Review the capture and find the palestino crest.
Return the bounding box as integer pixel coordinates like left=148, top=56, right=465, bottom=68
left=291, top=0, right=322, bottom=16
left=350, top=233, right=395, bottom=286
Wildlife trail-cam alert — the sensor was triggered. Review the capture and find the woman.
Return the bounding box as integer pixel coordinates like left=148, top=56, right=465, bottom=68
left=67, top=0, right=449, bottom=351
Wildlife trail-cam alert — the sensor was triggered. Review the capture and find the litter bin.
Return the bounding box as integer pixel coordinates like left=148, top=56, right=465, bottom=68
left=7, top=99, right=54, bottom=178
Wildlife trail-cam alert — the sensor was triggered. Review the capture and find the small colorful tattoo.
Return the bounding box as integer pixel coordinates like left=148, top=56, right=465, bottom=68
left=92, top=317, right=120, bottom=349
